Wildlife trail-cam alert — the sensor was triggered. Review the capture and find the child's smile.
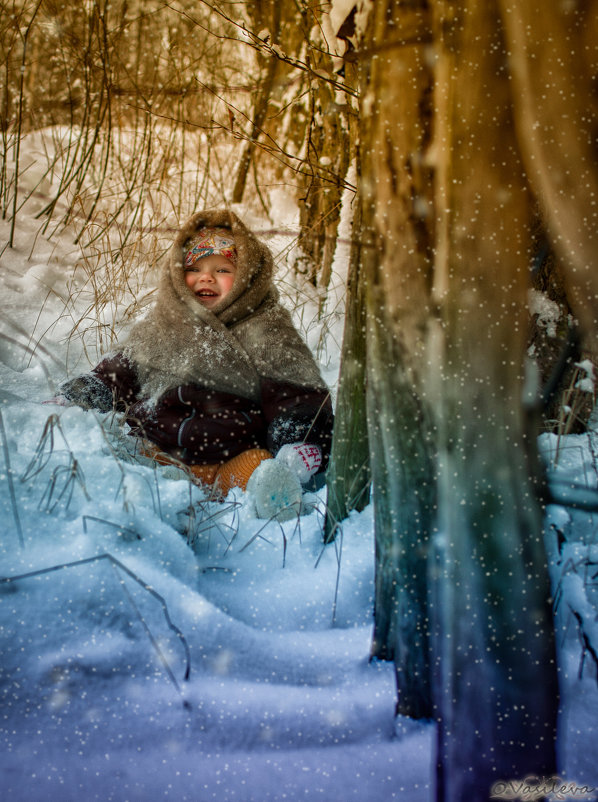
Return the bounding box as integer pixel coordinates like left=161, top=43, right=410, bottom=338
left=184, top=254, right=236, bottom=308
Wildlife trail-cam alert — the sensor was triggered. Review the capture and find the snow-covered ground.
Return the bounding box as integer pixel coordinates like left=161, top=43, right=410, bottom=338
left=0, top=144, right=597, bottom=801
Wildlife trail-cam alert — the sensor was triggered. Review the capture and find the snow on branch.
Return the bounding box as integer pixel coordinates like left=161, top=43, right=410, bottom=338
left=553, top=546, right=598, bottom=684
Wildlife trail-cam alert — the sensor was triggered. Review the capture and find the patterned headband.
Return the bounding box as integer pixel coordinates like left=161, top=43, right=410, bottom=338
left=184, top=227, right=237, bottom=267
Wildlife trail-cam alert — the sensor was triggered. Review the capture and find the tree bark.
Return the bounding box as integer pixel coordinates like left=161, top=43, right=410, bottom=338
left=498, top=0, right=598, bottom=349
left=357, top=0, right=436, bottom=717
left=430, top=1, right=559, bottom=797
left=324, top=191, right=371, bottom=541
left=295, top=70, right=353, bottom=293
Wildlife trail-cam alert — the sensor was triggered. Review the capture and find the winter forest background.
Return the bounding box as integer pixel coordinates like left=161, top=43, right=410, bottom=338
left=1, top=1, right=598, bottom=801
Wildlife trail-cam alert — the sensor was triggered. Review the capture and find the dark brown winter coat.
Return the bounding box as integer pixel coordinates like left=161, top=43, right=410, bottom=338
left=60, top=210, right=333, bottom=467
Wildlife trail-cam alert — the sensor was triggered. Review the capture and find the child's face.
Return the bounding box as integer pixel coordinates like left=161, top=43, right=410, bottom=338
left=184, top=255, right=237, bottom=308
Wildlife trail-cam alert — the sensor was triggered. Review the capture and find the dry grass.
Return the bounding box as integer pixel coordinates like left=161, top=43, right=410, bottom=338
left=547, top=355, right=597, bottom=467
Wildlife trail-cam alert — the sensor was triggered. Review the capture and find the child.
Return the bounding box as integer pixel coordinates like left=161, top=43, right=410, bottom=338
left=56, top=209, right=334, bottom=519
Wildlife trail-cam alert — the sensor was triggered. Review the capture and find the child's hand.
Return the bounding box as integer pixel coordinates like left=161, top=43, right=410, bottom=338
left=42, top=395, right=71, bottom=407
left=275, top=443, right=322, bottom=484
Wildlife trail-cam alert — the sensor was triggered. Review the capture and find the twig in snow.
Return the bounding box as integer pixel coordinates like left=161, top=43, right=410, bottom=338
left=0, top=553, right=191, bottom=700
left=38, top=457, right=90, bottom=512
left=108, top=560, right=189, bottom=705
left=570, top=607, right=598, bottom=687
left=238, top=507, right=305, bottom=568
left=82, top=515, right=141, bottom=541
left=20, top=414, right=61, bottom=482
left=331, top=527, right=344, bottom=626
left=0, top=409, right=24, bottom=548
left=20, top=415, right=90, bottom=512
left=181, top=498, right=243, bottom=553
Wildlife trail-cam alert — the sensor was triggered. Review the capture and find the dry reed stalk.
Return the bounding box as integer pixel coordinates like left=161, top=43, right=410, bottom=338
left=552, top=363, right=596, bottom=466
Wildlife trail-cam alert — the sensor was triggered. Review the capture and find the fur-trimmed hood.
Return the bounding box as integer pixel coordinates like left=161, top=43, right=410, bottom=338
left=124, top=209, right=327, bottom=402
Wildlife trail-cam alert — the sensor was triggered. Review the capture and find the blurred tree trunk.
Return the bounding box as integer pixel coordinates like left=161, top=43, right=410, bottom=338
left=498, top=0, right=598, bottom=350
left=291, top=6, right=356, bottom=295
left=232, top=0, right=281, bottom=204
left=430, top=1, right=559, bottom=798
left=330, top=0, right=562, bottom=769
left=324, top=190, right=371, bottom=541
left=355, top=0, right=436, bottom=718
left=515, top=0, right=598, bottom=437
left=295, top=75, right=353, bottom=293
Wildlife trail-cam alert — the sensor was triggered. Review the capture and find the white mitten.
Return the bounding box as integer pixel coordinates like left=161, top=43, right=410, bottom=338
left=275, top=443, right=322, bottom=484
left=246, top=459, right=303, bottom=522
